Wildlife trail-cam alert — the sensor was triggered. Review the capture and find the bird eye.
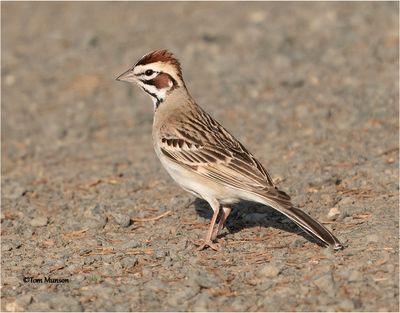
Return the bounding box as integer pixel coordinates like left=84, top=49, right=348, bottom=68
left=145, top=69, right=154, bottom=76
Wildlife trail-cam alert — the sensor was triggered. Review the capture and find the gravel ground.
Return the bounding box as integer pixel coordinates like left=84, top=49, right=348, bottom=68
left=2, top=2, right=399, bottom=312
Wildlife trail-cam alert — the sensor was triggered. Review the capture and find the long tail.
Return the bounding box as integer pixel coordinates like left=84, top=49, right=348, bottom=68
left=256, top=195, right=343, bottom=250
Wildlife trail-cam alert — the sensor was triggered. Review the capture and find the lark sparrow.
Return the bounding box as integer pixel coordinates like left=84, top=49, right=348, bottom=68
left=117, top=49, right=343, bottom=251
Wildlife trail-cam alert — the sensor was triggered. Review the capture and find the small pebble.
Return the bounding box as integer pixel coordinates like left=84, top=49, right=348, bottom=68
left=122, top=257, right=138, bottom=269
left=187, top=270, right=218, bottom=289
left=260, top=264, right=281, bottom=278
left=120, top=240, right=140, bottom=250
left=337, top=197, right=354, bottom=208
left=348, top=270, right=363, bottom=282
left=84, top=256, right=96, bottom=265
left=144, top=279, right=168, bottom=292
left=163, top=256, right=173, bottom=267
left=30, top=217, right=48, bottom=227
left=5, top=302, right=24, bottom=312
left=366, top=234, right=379, bottom=243
left=191, top=292, right=210, bottom=311
left=314, top=273, right=336, bottom=297
left=33, top=258, right=44, bottom=266
left=83, top=217, right=107, bottom=229
left=327, top=207, right=340, bottom=220
left=16, top=294, right=33, bottom=307
left=113, top=213, right=131, bottom=227
left=49, top=295, right=83, bottom=311
left=67, top=264, right=80, bottom=273
left=231, top=296, right=248, bottom=311
left=154, top=250, right=167, bottom=259
left=4, top=182, right=25, bottom=200
left=257, top=281, right=274, bottom=291
left=75, top=274, right=85, bottom=282
left=24, top=228, right=34, bottom=237
left=338, top=299, right=356, bottom=311
left=290, top=237, right=306, bottom=248
left=29, top=302, right=51, bottom=311
left=2, top=243, right=13, bottom=251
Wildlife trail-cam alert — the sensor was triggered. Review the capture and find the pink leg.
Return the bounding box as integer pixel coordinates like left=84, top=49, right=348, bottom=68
left=192, top=199, right=221, bottom=251
left=211, top=207, right=231, bottom=241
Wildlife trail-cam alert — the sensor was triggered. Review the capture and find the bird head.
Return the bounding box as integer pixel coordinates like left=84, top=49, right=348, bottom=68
left=116, top=49, right=185, bottom=108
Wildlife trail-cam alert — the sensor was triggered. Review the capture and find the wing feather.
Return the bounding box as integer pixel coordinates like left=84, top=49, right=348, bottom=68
left=159, top=107, right=291, bottom=206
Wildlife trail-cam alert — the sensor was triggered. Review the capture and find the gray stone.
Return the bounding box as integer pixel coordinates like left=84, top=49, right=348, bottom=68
left=34, top=292, right=53, bottom=303
left=142, top=267, right=153, bottom=278
left=314, top=273, right=336, bottom=297
left=91, top=203, right=108, bottom=215
left=30, top=217, right=48, bottom=227
left=327, top=207, right=340, bottom=220
left=100, top=254, right=115, bottom=264
left=49, top=295, right=83, bottom=311
left=290, top=237, right=306, bottom=248
left=348, top=270, right=363, bottom=282
left=75, top=274, right=86, bottom=282
left=67, top=263, right=80, bottom=273
left=113, top=213, right=131, bottom=227
left=32, top=258, right=44, bottom=266
left=144, top=279, right=168, bottom=291
left=163, top=256, right=173, bottom=267
left=257, top=281, right=274, bottom=291
left=16, top=294, right=33, bottom=307
left=29, top=302, right=51, bottom=311
left=154, top=249, right=167, bottom=259
left=260, top=264, right=282, bottom=278
left=24, top=228, right=34, bottom=237
left=4, top=302, right=24, bottom=312
left=337, top=197, right=355, bottom=209
left=122, top=256, right=138, bottom=269
left=338, top=299, right=356, bottom=311
left=113, top=261, right=123, bottom=272
left=187, top=270, right=219, bottom=289
left=366, top=234, right=379, bottom=243
left=174, top=284, right=200, bottom=301
left=82, top=217, right=107, bottom=229
left=231, top=296, right=248, bottom=311
left=3, top=182, right=26, bottom=200
left=84, top=256, right=96, bottom=265
left=120, top=240, right=140, bottom=250
left=191, top=291, right=210, bottom=311
left=2, top=243, right=13, bottom=251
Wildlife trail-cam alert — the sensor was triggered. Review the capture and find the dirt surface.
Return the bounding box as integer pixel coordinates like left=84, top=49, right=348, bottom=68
left=2, top=2, right=399, bottom=312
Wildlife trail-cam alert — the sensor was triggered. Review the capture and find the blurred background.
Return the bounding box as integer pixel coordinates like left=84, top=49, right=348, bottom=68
left=2, top=2, right=399, bottom=312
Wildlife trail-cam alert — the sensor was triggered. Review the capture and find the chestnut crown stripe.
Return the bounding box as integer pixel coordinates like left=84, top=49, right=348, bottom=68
left=136, top=49, right=182, bottom=77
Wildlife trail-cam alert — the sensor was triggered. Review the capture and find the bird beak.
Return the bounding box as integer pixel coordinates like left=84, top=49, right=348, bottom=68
left=116, top=68, right=135, bottom=82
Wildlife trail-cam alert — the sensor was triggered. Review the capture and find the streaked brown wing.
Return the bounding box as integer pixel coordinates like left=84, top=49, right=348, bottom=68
left=159, top=124, right=292, bottom=206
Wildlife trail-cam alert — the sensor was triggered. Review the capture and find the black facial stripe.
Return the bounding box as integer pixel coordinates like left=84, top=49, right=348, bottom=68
left=139, top=78, right=156, bottom=86
left=140, top=85, right=162, bottom=108
left=142, top=87, right=159, bottom=102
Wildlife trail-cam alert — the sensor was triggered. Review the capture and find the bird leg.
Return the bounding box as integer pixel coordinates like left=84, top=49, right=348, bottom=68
left=193, top=199, right=220, bottom=251
left=211, top=207, right=231, bottom=241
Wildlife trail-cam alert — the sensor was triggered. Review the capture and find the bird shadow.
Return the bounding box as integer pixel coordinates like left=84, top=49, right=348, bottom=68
left=192, top=198, right=325, bottom=247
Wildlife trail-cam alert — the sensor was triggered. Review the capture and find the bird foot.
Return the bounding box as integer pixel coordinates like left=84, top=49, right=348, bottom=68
left=190, top=238, right=221, bottom=251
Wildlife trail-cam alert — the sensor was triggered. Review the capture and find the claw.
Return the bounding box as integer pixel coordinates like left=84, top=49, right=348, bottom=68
left=191, top=239, right=221, bottom=251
